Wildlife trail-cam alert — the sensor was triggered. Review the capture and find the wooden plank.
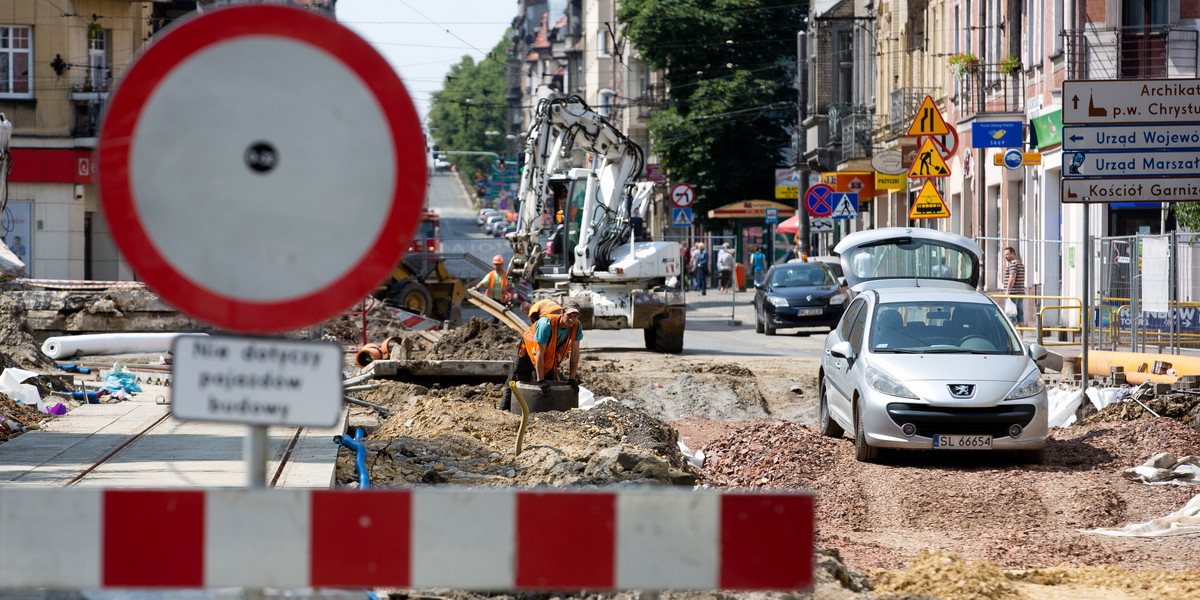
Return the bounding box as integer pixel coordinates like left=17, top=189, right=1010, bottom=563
left=466, top=290, right=526, bottom=333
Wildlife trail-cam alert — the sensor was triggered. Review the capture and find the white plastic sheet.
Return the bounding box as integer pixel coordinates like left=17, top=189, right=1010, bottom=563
left=1122, top=452, right=1200, bottom=486
left=1047, top=387, right=1084, bottom=428
left=1087, top=494, right=1200, bottom=537
left=0, top=368, right=42, bottom=411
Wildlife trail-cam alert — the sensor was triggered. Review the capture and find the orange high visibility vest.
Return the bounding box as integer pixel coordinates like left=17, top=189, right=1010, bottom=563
left=527, top=299, right=562, bottom=320
left=519, top=317, right=578, bottom=375
left=481, top=270, right=508, bottom=301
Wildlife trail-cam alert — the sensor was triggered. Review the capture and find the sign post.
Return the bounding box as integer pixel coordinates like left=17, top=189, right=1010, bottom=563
left=98, top=5, right=426, bottom=487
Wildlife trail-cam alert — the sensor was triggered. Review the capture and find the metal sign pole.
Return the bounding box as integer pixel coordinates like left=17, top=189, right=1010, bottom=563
left=1081, top=204, right=1090, bottom=390
left=245, top=424, right=268, bottom=488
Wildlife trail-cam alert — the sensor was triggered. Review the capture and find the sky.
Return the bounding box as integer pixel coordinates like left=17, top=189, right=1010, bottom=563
left=335, top=1, right=519, bottom=126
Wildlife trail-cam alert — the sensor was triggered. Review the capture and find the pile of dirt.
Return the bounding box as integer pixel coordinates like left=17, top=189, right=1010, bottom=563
left=336, top=386, right=693, bottom=488
left=322, top=300, right=417, bottom=345
left=0, top=394, right=52, bottom=441
left=872, top=548, right=1018, bottom=600
left=1079, top=391, right=1200, bottom=429
left=0, top=294, right=55, bottom=370
left=424, top=317, right=521, bottom=360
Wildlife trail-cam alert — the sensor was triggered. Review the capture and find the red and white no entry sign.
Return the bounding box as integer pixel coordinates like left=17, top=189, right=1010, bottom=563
left=99, top=5, right=426, bottom=333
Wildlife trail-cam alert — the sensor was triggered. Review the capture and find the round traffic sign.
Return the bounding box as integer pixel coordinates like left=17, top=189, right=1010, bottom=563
left=805, top=183, right=834, bottom=218
left=1003, top=149, right=1024, bottom=169
left=670, top=183, right=695, bottom=208
left=99, top=5, right=426, bottom=333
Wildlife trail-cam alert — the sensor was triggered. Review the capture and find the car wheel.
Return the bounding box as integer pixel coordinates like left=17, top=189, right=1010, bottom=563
left=764, top=317, right=777, bottom=336
left=818, top=379, right=844, bottom=438
left=1017, top=448, right=1045, bottom=464
left=755, top=309, right=764, bottom=334
left=854, top=400, right=879, bottom=463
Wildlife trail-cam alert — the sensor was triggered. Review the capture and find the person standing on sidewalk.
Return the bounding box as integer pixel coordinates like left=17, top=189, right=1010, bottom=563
left=691, top=242, right=708, bottom=295
left=1003, top=246, right=1026, bottom=325
left=717, top=244, right=734, bottom=292
left=750, top=246, right=766, bottom=286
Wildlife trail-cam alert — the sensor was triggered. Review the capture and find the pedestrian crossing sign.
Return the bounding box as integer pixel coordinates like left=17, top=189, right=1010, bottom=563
left=673, top=207, right=693, bottom=226
left=831, top=192, right=858, bottom=219
left=908, top=180, right=950, bottom=219
left=908, top=138, right=950, bottom=178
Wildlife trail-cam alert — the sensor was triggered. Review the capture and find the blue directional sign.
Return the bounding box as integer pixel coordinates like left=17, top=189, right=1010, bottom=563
left=971, top=121, right=1023, bottom=148
left=765, top=207, right=778, bottom=224
left=1063, top=124, right=1200, bottom=152
left=1063, top=150, right=1200, bottom=178
left=805, top=183, right=835, bottom=217
left=831, top=192, right=858, bottom=219
left=672, top=207, right=693, bottom=226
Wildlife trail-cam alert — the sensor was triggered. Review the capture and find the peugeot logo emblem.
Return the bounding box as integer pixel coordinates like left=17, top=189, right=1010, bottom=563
left=807, top=295, right=813, bottom=301
left=948, top=384, right=975, bottom=398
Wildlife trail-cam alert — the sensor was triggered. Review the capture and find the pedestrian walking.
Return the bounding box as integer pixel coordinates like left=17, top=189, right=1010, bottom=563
left=691, top=242, right=708, bottom=295
left=1003, top=246, right=1026, bottom=325
left=717, top=244, right=734, bottom=292
left=751, top=246, right=766, bottom=286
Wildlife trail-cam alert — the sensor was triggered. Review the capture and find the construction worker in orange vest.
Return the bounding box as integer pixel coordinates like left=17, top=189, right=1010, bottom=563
left=499, top=301, right=583, bottom=411
left=473, top=254, right=511, bottom=303
left=520, top=297, right=562, bottom=322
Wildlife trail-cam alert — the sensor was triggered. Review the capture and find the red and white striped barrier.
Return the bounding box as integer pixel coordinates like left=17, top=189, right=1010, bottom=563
left=0, top=488, right=813, bottom=591
left=386, top=306, right=441, bottom=331
left=11, top=279, right=147, bottom=290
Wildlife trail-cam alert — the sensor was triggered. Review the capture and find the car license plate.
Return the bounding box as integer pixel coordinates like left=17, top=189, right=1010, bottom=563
left=796, top=307, right=823, bottom=316
left=933, top=434, right=992, bottom=449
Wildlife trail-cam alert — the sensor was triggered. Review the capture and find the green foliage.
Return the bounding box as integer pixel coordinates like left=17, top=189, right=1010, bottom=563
left=1175, top=203, right=1200, bottom=231
left=618, top=0, right=804, bottom=227
left=427, top=35, right=512, bottom=178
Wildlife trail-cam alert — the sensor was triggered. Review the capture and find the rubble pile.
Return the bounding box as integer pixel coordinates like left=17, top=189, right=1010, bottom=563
left=423, top=317, right=521, bottom=360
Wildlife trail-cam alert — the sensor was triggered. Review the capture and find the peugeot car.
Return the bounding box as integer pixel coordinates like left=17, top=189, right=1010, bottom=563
left=754, top=262, right=848, bottom=335
left=819, top=228, right=1049, bottom=463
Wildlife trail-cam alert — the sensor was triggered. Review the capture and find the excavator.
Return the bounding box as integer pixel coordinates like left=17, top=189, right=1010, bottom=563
left=506, top=96, right=685, bottom=352
left=374, top=212, right=466, bottom=323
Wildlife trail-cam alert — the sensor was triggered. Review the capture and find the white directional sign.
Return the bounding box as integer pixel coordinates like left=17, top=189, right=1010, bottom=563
left=810, top=217, right=834, bottom=232
left=1063, top=150, right=1200, bottom=178
left=1061, top=176, right=1200, bottom=204
left=1064, top=79, right=1200, bottom=124
left=171, top=335, right=343, bottom=427
left=1063, top=124, right=1200, bottom=152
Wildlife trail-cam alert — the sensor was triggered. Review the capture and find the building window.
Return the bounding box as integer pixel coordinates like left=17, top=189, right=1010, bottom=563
left=89, top=26, right=110, bottom=92
left=837, top=32, right=853, bottom=104
left=598, top=29, right=610, bottom=57
left=0, top=26, right=31, bottom=98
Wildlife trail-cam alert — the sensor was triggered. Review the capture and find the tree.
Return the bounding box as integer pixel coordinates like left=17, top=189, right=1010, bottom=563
left=1175, top=203, right=1198, bottom=231
left=618, top=0, right=805, bottom=226
left=427, top=36, right=512, bottom=180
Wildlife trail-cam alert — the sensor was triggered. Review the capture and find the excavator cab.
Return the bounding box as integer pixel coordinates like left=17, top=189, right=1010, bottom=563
left=374, top=212, right=465, bottom=323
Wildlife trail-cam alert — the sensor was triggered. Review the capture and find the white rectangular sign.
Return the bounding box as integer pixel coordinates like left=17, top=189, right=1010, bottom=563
left=1061, top=176, right=1200, bottom=204
left=1063, top=150, right=1200, bottom=177
left=1062, top=124, right=1200, bottom=152
left=1063, top=79, right=1200, bottom=124
left=171, top=336, right=343, bottom=427
left=810, top=217, right=834, bottom=232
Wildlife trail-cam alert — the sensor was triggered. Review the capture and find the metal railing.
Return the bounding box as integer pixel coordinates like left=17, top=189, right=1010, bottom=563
left=889, top=87, right=940, bottom=138
left=1062, top=25, right=1199, bottom=80
left=991, top=293, right=1083, bottom=346
left=954, top=64, right=1025, bottom=116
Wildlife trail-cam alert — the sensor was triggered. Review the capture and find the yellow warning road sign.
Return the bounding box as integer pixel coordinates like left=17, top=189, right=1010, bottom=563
left=908, top=138, right=951, bottom=178
left=909, top=180, right=950, bottom=219
left=906, top=95, right=950, bottom=136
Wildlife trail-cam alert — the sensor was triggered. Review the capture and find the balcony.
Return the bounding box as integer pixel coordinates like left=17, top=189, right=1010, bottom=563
left=953, top=64, right=1025, bottom=118
left=70, top=86, right=108, bottom=139
left=827, top=103, right=873, bottom=164
left=889, top=87, right=940, bottom=138
left=1063, top=25, right=1199, bottom=80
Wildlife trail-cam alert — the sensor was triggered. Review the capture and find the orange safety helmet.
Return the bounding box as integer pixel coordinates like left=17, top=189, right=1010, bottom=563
left=492, top=254, right=505, bottom=265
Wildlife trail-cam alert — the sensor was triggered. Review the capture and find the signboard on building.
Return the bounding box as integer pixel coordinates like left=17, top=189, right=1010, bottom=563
left=774, top=168, right=799, bottom=199
left=971, top=122, right=1023, bottom=148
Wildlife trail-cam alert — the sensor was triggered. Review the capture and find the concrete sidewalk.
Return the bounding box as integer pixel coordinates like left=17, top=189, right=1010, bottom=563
left=0, top=383, right=346, bottom=489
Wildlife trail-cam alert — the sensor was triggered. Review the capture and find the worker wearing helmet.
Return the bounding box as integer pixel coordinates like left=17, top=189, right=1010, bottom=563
left=474, top=255, right=511, bottom=303
left=500, top=301, right=584, bottom=411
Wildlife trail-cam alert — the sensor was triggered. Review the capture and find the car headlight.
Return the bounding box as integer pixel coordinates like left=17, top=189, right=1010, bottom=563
left=1006, top=370, right=1046, bottom=399
left=767, top=295, right=788, bottom=308
left=829, top=291, right=848, bottom=305
left=866, top=367, right=919, bottom=399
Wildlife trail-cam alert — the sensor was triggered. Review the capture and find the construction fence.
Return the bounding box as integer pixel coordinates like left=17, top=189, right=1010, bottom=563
left=980, top=233, right=1200, bottom=354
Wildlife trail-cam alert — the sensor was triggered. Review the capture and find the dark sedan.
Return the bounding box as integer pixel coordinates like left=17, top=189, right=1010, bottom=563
left=754, top=262, right=849, bottom=335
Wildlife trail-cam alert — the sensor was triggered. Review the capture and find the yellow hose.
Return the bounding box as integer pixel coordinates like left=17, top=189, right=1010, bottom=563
left=509, top=381, right=530, bottom=455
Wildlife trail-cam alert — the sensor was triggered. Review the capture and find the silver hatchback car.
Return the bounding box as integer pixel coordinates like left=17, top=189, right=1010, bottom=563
left=819, top=228, right=1049, bottom=463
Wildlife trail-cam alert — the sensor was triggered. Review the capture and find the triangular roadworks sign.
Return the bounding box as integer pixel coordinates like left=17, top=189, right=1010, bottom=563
left=909, top=180, right=950, bottom=219
left=906, top=95, right=950, bottom=136
left=908, top=138, right=951, bottom=178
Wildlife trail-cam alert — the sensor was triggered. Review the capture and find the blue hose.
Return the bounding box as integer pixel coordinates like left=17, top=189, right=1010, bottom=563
left=334, top=428, right=369, bottom=488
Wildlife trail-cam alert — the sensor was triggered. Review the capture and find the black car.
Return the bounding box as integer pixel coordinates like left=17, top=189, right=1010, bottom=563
left=754, top=262, right=850, bottom=335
